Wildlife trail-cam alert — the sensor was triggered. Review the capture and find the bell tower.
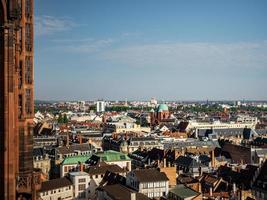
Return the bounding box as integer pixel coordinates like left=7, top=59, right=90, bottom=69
left=0, top=0, right=41, bottom=199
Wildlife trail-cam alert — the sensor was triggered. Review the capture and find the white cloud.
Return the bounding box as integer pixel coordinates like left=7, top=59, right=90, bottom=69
left=65, top=39, right=114, bottom=53
left=35, top=15, right=77, bottom=36
left=100, top=41, right=267, bottom=72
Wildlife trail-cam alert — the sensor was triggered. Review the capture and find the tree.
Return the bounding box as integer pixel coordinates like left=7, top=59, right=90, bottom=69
left=58, top=113, right=63, bottom=123
left=63, top=114, right=68, bottom=123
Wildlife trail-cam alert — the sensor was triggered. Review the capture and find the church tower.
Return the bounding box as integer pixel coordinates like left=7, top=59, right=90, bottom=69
left=0, top=0, right=41, bottom=199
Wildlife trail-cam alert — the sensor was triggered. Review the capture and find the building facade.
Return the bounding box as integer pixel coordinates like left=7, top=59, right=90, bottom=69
left=0, top=0, right=41, bottom=199
left=126, top=169, right=169, bottom=199
left=69, top=172, right=91, bottom=200
left=38, top=177, right=73, bottom=200
left=96, top=100, right=105, bottom=113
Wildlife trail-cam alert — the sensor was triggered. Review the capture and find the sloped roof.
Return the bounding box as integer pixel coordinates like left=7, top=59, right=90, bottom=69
left=98, top=184, right=150, bottom=200
left=56, top=143, right=93, bottom=155
left=62, top=155, right=90, bottom=165
left=132, top=168, right=169, bottom=182
left=169, top=184, right=200, bottom=198
left=157, top=104, right=169, bottom=112
left=86, top=164, right=125, bottom=175
left=39, top=177, right=72, bottom=192
left=95, top=150, right=131, bottom=162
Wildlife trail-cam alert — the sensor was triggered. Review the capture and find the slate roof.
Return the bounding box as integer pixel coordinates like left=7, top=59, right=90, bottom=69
left=56, top=143, right=93, bottom=155
left=169, top=184, right=200, bottom=199
left=253, top=160, right=267, bottom=191
left=255, top=149, right=267, bottom=157
left=39, top=177, right=72, bottom=192
left=199, top=155, right=211, bottom=164
left=99, top=170, right=126, bottom=186
left=255, top=129, right=267, bottom=135
left=175, top=156, right=205, bottom=168
left=132, top=168, right=169, bottom=182
left=98, top=184, right=150, bottom=200
left=177, top=174, right=199, bottom=184
left=164, top=139, right=219, bottom=149
left=86, top=164, right=125, bottom=175
left=130, top=137, right=157, bottom=142
left=218, top=164, right=258, bottom=190
left=33, top=147, right=45, bottom=157
left=198, top=128, right=244, bottom=137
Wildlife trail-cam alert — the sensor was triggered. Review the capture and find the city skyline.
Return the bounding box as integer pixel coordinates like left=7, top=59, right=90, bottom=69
left=35, top=0, right=267, bottom=101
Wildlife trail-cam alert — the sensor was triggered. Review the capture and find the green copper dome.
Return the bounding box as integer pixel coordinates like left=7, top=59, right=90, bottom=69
left=157, top=104, right=169, bottom=112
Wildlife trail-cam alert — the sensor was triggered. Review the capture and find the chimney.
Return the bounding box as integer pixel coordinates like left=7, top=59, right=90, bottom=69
left=130, top=192, right=136, bottom=200
left=79, top=162, right=84, bottom=172
left=163, top=158, right=166, bottom=168
left=66, top=134, right=70, bottom=147
left=210, top=150, right=215, bottom=168
left=233, top=183, right=236, bottom=195
left=79, top=134, right=83, bottom=144
left=209, top=187, right=213, bottom=197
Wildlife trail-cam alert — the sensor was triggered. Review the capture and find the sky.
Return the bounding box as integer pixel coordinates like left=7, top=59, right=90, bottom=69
left=34, top=0, right=267, bottom=101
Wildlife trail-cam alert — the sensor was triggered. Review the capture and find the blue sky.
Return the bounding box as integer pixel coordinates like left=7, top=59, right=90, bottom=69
left=34, top=0, right=267, bottom=101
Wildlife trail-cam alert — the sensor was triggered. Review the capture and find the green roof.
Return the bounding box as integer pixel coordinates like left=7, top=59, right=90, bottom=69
left=169, top=184, right=199, bottom=198
left=157, top=104, right=168, bottom=112
left=62, top=155, right=90, bottom=165
left=94, top=150, right=131, bottom=162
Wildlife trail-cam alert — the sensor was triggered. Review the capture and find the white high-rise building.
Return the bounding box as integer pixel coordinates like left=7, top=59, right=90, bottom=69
left=96, top=101, right=105, bottom=113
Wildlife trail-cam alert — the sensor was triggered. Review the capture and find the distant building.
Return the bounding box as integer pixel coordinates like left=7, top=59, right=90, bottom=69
left=102, top=136, right=163, bottom=154
left=55, top=143, right=96, bottom=165
left=86, top=163, right=126, bottom=199
left=38, top=177, right=73, bottom=200
left=168, top=184, right=202, bottom=200
left=60, top=155, right=89, bottom=177
left=150, top=98, right=158, bottom=107
left=87, top=150, right=132, bottom=171
left=252, top=160, right=267, bottom=200
left=126, top=168, right=169, bottom=198
left=69, top=171, right=90, bottom=200
left=33, top=148, right=51, bottom=180
left=175, top=156, right=210, bottom=177
left=150, top=104, right=173, bottom=126
left=96, top=101, right=105, bottom=113
left=97, top=184, right=150, bottom=200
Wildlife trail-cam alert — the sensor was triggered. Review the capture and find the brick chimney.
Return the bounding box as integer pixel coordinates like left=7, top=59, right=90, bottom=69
left=66, top=134, right=70, bottom=147
left=210, top=150, right=215, bottom=168
left=79, top=134, right=83, bottom=144
left=79, top=163, right=84, bottom=172
left=130, top=192, right=136, bottom=200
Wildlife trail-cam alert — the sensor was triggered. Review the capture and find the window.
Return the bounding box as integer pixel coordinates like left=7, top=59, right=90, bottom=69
left=78, top=192, right=86, bottom=198
left=79, top=178, right=86, bottom=183
left=25, top=0, right=31, bottom=17
left=78, top=184, right=86, bottom=191
left=25, top=56, right=32, bottom=84
left=18, top=95, right=23, bottom=119
left=25, top=89, right=32, bottom=114
left=25, top=23, right=32, bottom=51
